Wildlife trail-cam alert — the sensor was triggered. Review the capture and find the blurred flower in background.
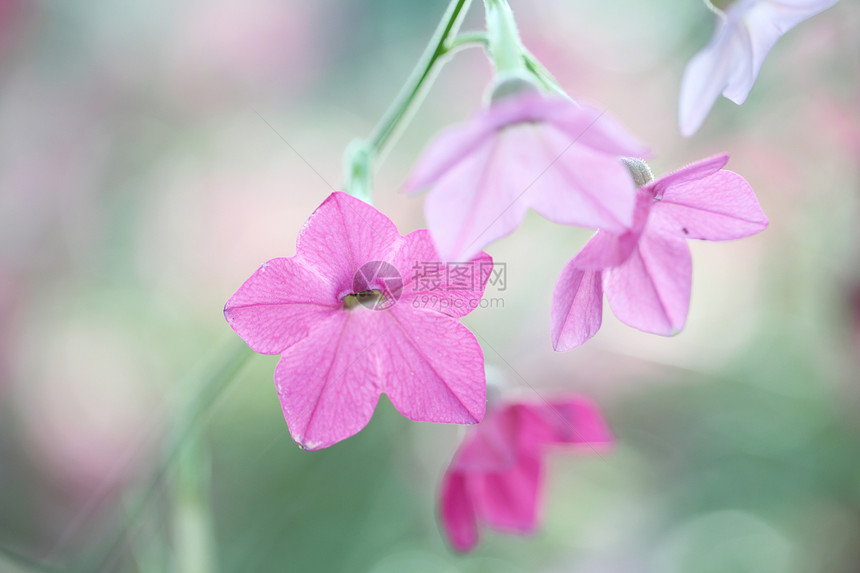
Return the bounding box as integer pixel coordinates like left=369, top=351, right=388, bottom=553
left=678, top=0, right=840, bottom=136
left=440, top=395, right=613, bottom=552
left=1, top=0, right=859, bottom=572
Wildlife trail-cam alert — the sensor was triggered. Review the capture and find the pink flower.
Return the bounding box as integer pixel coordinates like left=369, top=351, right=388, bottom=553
left=679, top=0, right=839, bottom=136
left=440, top=396, right=613, bottom=552
left=551, top=154, right=768, bottom=351
left=406, top=90, right=648, bottom=262
left=224, top=192, right=491, bottom=450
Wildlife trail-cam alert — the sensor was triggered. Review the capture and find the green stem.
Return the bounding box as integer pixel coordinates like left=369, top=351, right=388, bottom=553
left=83, top=337, right=253, bottom=573
left=447, top=31, right=488, bottom=53
left=344, top=17, right=487, bottom=205
left=171, top=434, right=217, bottom=573
left=366, top=0, right=474, bottom=156
left=345, top=0, right=477, bottom=203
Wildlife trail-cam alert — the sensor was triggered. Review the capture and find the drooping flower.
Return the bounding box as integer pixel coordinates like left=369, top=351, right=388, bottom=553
left=440, top=396, right=614, bottom=552
left=679, top=0, right=839, bottom=137
left=551, top=154, right=768, bottom=351
left=406, top=88, right=648, bottom=262
left=224, top=192, right=492, bottom=450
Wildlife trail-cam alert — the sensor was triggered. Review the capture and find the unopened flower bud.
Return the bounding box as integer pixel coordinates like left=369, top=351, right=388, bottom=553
left=621, top=157, right=654, bottom=188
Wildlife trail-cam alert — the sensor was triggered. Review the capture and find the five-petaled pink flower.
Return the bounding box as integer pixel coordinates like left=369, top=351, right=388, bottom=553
left=679, top=0, right=839, bottom=136
left=406, top=90, right=648, bottom=262
left=551, top=154, right=768, bottom=351
left=440, top=396, right=614, bottom=552
left=225, top=192, right=491, bottom=450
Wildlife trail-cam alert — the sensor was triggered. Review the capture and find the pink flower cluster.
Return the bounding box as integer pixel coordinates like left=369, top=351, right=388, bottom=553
left=410, top=90, right=768, bottom=352
left=225, top=91, right=769, bottom=550
left=220, top=0, right=818, bottom=553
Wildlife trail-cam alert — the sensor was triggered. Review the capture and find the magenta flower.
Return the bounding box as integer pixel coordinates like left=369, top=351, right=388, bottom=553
left=406, top=90, right=648, bottom=262
left=551, top=154, right=768, bottom=351
left=440, top=396, right=613, bottom=552
left=224, top=192, right=491, bottom=450
left=679, top=0, right=839, bottom=136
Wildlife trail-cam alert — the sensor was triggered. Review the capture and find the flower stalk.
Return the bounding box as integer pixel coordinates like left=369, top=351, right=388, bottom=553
left=346, top=0, right=474, bottom=202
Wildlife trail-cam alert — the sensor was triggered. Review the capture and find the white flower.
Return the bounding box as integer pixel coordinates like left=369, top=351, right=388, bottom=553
left=679, top=0, right=839, bottom=137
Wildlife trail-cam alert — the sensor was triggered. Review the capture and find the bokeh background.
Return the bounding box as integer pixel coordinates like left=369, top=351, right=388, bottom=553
left=1, top=0, right=860, bottom=571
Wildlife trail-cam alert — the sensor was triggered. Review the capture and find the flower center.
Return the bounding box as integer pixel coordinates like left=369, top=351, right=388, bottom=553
left=343, top=289, right=386, bottom=310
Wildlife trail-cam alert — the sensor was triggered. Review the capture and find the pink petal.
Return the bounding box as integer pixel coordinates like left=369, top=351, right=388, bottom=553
left=423, top=131, right=531, bottom=262
left=393, top=229, right=492, bottom=318
left=380, top=304, right=486, bottom=425
left=519, top=398, right=615, bottom=450
left=408, top=94, right=647, bottom=195
left=440, top=472, right=479, bottom=553
left=224, top=257, right=340, bottom=354
left=604, top=231, right=692, bottom=335
left=551, top=263, right=604, bottom=352
left=471, top=452, right=542, bottom=534
left=425, top=121, right=639, bottom=262
left=566, top=198, right=651, bottom=272
left=295, top=192, right=401, bottom=287
left=274, top=308, right=381, bottom=450
left=538, top=98, right=649, bottom=158
left=405, top=116, right=496, bottom=192
left=276, top=301, right=487, bottom=450
left=525, top=124, right=637, bottom=233
left=413, top=94, right=643, bottom=261
left=453, top=409, right=518, bottom=472
left=678, top=24, right=748, bottom=137
left=650, top=169, right=769, bottom=241
left=649, top=154, right=729, bottom=193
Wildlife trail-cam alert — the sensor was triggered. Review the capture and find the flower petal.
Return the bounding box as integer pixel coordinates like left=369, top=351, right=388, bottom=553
left=405, top=116, right=496, bottom=192
left=649, top=154, right=729, bottom=193
left=440, top=472, right=480, bottom=553
left=471, top=452, right=542, bottom=534
left=539, top=98, right=649, bottom=157
left=380, top=304, right=486, bottom=425
left=551, top=262, right=604, bottom=352
left=274, top=308, right=381, bottom=450
left=650, top=169, right=769, bottom=241
left=604, top=232, right=692, bottom=335
left=224, top=257, right=340, bottom=354
left=423, top=131, right=531, bottom=262
left=393, top=229, right=492, bottom=318
left=678, top=24, right=748, bottom=137
left=728, top=0, right=839, bottom=103
left=525, top=124, right=637, bottom=233
left=452, top=406, right=518, bottom=472
left=295, top=192, right=401, bottom=289
left=518, top=398, right=615, bottom=450
left=417, top=94, right=641, bottom=261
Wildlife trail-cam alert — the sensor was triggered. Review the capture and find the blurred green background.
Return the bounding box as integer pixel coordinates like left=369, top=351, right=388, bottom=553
left=1, top=0, right=859, bottom=571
